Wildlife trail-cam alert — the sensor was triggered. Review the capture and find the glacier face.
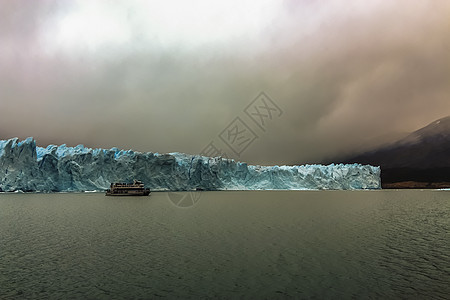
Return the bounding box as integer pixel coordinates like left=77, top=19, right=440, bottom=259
left=0, top=138, right=381, bottom=192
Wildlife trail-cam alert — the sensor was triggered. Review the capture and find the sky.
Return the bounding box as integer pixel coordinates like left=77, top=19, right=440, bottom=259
left=1, top=0, right=449, bottom=165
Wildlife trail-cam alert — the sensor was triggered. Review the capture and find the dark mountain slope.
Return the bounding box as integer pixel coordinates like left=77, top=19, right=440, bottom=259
left=338, top=116, right=450, bottom=188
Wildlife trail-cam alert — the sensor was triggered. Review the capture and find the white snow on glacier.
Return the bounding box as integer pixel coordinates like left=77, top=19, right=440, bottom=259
left=0, top=138, right=381, bottom=192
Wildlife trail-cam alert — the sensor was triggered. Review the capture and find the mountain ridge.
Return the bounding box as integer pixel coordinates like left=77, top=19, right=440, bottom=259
left=335, top=115, right=450, bottom=188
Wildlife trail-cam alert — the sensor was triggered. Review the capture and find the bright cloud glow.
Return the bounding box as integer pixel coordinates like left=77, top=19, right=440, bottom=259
left=44, top=0, right=281, bottom=54
left=45, top=2, right=132, bottom=53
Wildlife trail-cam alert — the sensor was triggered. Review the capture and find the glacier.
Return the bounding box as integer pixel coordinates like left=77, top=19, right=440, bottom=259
left=0, top=138, right=381, bottom=192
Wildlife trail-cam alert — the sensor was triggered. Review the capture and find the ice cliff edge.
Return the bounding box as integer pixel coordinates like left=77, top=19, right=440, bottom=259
left=0, top=138, right=381, bottom=192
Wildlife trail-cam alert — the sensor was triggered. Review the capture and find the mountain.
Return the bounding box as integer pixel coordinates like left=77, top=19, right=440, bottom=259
left=337, top=116, right=450, bottom=188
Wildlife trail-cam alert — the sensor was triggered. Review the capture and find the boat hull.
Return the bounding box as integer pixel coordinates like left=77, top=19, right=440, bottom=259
left=106, top=189, right=151, bottom=196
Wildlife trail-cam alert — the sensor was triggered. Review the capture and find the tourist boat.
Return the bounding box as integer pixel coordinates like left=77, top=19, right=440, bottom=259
left=106, top=180, right=151, bottom=196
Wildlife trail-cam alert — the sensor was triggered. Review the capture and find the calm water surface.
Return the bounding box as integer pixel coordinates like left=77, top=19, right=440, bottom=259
left=1, top=191, right=449, bottom=299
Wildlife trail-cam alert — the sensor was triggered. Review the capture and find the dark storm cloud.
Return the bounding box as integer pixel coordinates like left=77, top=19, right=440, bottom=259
left=1, top=1, right=449, bottom=165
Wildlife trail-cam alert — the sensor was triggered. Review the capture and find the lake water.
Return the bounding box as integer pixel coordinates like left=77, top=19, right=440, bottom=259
left=1, top=191, right=449, bottom=299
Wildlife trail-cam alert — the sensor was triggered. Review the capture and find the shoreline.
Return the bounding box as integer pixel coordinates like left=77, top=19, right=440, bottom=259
left=1, top=188, right=449, bottom=194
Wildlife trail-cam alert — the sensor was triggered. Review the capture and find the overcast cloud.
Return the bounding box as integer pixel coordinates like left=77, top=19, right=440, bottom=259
left=1, top=0, right=449, bottom=165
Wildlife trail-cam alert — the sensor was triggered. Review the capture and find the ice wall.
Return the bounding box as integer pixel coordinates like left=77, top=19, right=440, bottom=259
left=0, top=138, right=381, bottom=192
